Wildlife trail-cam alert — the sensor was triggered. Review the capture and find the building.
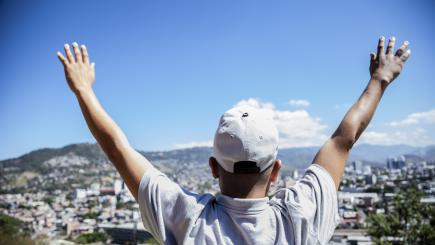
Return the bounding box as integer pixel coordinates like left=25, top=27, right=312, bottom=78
left=387, top=156, right=406, bottom=169
left=352, top=161, right=363, bottom=173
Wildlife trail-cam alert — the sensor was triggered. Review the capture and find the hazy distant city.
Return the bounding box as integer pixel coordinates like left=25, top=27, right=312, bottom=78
left=1, top=143, right=434, bottom=244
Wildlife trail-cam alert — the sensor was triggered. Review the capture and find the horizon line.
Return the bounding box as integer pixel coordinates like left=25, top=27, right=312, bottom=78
left=2, top=141, right=434, bottom=162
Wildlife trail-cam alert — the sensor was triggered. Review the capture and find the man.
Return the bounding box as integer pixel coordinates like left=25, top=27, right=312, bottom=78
left=57, top=36, right=411, bottom=244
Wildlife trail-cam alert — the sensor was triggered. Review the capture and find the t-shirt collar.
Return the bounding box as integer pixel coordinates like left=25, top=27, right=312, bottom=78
left=216, top=194, right=269, bottom=214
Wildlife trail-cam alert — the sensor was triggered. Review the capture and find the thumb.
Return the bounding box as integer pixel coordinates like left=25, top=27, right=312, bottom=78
left=370, top=52, right=376, bottom=62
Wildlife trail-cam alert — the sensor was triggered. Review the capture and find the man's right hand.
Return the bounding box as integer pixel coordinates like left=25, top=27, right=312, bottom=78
left=56, top=42, right=151, bottom=200
left=57, top=42, right=95, bottom=94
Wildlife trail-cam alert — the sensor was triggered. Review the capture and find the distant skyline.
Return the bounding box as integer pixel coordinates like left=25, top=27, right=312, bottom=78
left=1, top=1, right=434, bottom=159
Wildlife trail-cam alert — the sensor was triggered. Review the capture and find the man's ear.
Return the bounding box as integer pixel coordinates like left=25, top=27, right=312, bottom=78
left=269, top=159, right=282, bottom=182
left=209, top=157, right=219, bottom=179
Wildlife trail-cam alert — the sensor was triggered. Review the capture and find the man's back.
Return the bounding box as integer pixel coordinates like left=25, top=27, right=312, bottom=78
left=138, top=164, right=340, bottom=244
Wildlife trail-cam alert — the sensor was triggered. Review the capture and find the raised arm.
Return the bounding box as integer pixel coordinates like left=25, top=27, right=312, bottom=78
left=57, top=42, right=152, bottom=200
left=313, top=36, right=411, bottom=189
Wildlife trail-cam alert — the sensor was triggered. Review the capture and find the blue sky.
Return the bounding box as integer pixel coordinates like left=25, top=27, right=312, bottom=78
left=1, top=0, right=434, bottom=159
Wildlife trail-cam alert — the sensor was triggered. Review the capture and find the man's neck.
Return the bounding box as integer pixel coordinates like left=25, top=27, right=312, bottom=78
left=221, top=186, right=268, bottom=199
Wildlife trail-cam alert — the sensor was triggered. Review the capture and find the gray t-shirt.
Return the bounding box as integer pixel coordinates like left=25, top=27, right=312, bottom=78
left=138, top=164, right=340, bottom=245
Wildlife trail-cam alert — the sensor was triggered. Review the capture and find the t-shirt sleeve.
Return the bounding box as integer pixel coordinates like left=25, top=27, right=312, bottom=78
left=137, top=167, right=213, bottom=244
left=271, top=164, right=340, bottom=244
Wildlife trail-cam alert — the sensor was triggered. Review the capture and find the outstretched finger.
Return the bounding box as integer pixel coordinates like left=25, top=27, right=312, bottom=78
left=81, top=45, right=89, bottom=64
left=386, top=36, right=396, bottom=55
left=376, top=36, right=385, bottom=59
left=72, top=42, right=82, bottom=63
left=57, top=51, right=68, bottom=66
left=64, top=44, right=75, bottom=63
left=401, top=49, right=411, bottom=62
left=395, top=41, right=409, bottom=57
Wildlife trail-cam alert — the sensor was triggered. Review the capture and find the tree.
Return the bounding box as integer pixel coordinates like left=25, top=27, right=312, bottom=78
left=367, top=187, right=435, bottom=244
left=75, top=232, right=107, bottom=244
left=0, top=213, right=35, bottom=245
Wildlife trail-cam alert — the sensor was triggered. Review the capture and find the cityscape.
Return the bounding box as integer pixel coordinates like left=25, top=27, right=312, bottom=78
left=2, top=1, right=434, bottom=244
left=0, top=143, right=434, bottom=244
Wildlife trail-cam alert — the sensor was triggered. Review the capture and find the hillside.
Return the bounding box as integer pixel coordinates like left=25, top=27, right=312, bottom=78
left=1, top=143, right=434, bottom=174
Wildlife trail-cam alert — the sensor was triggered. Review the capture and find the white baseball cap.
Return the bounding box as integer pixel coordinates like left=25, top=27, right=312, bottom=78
left=213, top=105, right=279, bottom=174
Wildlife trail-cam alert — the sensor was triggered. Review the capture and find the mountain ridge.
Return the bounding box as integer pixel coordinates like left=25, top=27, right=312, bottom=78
left=1, top=143, right=434, bottom=174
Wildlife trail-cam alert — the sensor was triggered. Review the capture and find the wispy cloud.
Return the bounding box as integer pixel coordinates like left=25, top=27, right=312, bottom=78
left=359, top=109, right=435, bottom=146
left=173, top=140, right=213, bottom=149
left=388, top=109, right=435, bottom=127
left=359, top=128, right=435, bottom=146
left=288, top=99, right=310, bottom=108
left=173, top=102, right=435, bottom=150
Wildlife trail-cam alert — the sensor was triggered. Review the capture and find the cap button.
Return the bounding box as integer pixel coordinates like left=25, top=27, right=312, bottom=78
left=242, top=112, right=249, bottom=117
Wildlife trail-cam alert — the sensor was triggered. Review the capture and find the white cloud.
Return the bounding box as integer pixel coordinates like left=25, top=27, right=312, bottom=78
left=236, top=98, right=328, bottom=148
left=389, top=109, right=435, bottom=127
left=359, top=128, right=435, bottom=146
left=288, top=99, right=310, bottom=108
left=174, top=98, right=328, bottom=149
left=173, top=101, right=435, bottom=150
left=363, top=109, right=435, bottom=146
left=173, top=140, right=213, bottom=149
